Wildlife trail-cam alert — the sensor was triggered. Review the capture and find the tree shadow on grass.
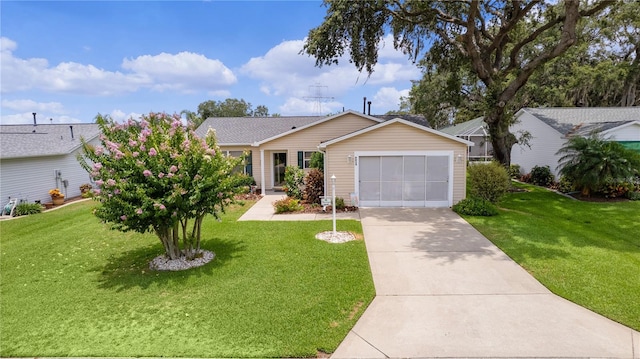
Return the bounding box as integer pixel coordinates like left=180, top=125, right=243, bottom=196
left=92, top=237, right=246, bottom=292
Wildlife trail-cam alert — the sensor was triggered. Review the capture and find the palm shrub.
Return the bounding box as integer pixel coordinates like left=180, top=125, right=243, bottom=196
left=303, top=168, right=324, bottom=204
left=556, top=134, right=640, bottom=196
left=78, top=113, right=245, bottom=261
left=467, top=161, right=511, bottom=203
left=283, top=165, right=304, bottom=200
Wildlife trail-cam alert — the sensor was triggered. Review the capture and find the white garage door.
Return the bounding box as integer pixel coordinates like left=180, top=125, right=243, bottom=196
left=357, top=154, right=451, bottom=207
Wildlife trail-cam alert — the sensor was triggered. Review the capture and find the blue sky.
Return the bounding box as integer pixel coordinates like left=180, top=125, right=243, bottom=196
left=1, top=1, right=421, bottom=124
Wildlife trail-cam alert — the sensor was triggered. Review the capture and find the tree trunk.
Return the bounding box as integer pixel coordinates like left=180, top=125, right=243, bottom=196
left=485, top=110, right=517, bottom=167
left=155, top=226, right=181, bottom=260
left=621, top=49, right=639, bottom=106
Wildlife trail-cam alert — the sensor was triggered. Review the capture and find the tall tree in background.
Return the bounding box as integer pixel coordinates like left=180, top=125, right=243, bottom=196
left=303, top=0, right=612, bottom=166
left=521, top=2, right=639, bottom=108
left=196, top=98, right=270, bottom=119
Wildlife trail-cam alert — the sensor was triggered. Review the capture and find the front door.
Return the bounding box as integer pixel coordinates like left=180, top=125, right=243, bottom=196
left=273, top=152, right=287, bottom=187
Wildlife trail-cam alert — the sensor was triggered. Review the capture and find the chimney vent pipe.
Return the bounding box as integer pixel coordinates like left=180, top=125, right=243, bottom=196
left=367, top=101, right=372, bottom=115
left=363, top=97, right=367, bottom=114
left=32, top=113, right=37, bottom=126
left=69, top=125, right=74, bottom=140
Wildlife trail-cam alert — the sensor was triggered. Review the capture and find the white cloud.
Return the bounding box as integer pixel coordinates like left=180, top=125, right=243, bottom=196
left=378, top=34, right=410, bottom=60
left=122, top=52, right=236, bottom=92
left=1, top=37, right=17, bottom=52
left=1, top=99, right=67, bottom=114
left=372, top=87, right=410, bottom=110
left=278, top=97, right=343, bottom=116
left=241, top=38, right=419, bottom=103
left=108, top=109, right=143, bottom=122
left=0, top=38, right=236, bottom=96
left=0, top=98, right=82, bottom=124
left=0, top=112, right=82, bottom=125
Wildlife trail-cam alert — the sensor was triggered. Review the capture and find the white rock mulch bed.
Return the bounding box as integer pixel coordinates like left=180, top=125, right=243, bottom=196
left=315, top=231, right=356, bottom=243
left=149, top=250, right=215, bottom=271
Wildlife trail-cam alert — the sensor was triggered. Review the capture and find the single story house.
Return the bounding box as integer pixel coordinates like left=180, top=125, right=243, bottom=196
left=442, top=107, right=640, bottom=177
left=0, top=123, right=101, bottom=205
left=196, top=110, right=473, bottom=207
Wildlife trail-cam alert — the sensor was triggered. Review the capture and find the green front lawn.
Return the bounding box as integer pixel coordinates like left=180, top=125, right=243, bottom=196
left=0, top=201, right=375, bottom=358
left=462, top=183, right=640, bottom=331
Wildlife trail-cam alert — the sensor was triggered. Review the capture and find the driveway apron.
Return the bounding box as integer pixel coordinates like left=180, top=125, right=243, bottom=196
left=332, top=208, right=639, bottom=358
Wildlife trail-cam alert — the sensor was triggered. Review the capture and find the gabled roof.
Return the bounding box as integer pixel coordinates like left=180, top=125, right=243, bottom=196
left=195, top=115, right=325, bottom=145
left=318, top=118, right=473, bottom=149
left=439, top=117, right=487, bottom=136
left=0, top=123, right=101, bottom=159
left=518, top=107, right=640, bottom=136
left=373, top=114, right=430, bottom=127
left=194, top=110, right=383, bottom=146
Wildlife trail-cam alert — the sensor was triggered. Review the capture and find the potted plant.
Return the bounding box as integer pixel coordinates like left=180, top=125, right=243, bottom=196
left=49, top=188, right=65, bottom=205
left=79, top=183, right=92, bottom=194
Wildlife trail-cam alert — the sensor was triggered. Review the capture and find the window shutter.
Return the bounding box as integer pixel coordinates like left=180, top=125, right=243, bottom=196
left=297, top=151, right=304, bottom=168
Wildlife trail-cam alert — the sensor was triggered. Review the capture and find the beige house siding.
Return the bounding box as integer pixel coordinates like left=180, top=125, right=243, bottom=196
left=324, top=122, right=469, bottom=205
left=256, top=113, right=378, bottom=190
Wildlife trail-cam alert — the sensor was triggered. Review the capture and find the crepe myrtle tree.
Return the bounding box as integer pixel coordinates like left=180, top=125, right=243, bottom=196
left=79, top=113, right=245, bottom=261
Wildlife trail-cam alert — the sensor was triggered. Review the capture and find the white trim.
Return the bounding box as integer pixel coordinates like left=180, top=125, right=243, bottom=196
left=354, top=151, right=454, bottom=208
left=319, top=118, right=474, bottom=149
left=253, top=110, right=382, bottom=146
left=260, top=149, right=265, bottom=192
left=600, top=120, right=640, bottom=136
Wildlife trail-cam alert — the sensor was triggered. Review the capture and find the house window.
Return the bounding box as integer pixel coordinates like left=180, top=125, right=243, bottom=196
left=298, top=151, right=317, bottom=169
left=226, top=150, right=252, bottom=176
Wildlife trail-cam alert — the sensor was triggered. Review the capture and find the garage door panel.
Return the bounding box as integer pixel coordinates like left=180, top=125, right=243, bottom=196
left=360, top=157, right=380, bottom=179
left=426, top=156, right=449, bottom=181
left=426, top=182, right=448, bottom=201
left=381, top=156, right=403, bottom=181
left=360, top=181, right=380, bottom=201
left=358, top=154, right=451, bottom=207
left=404, top=156, right=426, bottom=181
left=403, top=181, right=426, bottom=201
left=381, top=182, right=402, bottom=201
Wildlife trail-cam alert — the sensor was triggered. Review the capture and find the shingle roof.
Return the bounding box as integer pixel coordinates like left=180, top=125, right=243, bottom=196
left=195, top=112, right=430, bottom=146
left=520, top=107, right=640, bottom=136
left=194, top=116, right=325, bottom=145
left=0, top=124, right=101, bottom=159
left=439, top=117, right=487, bottom=136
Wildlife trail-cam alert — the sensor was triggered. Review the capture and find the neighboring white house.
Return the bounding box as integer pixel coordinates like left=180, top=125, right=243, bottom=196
left=442, top=107, right=640, bottom=177
left=0, top=123, right=101, bottom=205
left=511, top=107, right=640, bottom=177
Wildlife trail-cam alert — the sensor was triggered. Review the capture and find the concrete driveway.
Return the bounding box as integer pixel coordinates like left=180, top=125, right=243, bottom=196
left=332, top=208, right=639, bottom=358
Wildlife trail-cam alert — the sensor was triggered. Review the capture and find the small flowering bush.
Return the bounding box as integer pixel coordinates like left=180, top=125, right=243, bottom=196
left=79, top=113, right=244, bottom=261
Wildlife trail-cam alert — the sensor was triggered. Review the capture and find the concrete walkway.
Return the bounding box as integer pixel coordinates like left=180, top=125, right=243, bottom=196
left=238, top=193, right=360, bottom=221
left=239, top=196, right=638, bottom=358
left=332, top=208, right=639, bottom=359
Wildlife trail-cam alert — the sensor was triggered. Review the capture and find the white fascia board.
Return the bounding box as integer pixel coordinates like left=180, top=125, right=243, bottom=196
left=319, top=118, right=474, bottom=149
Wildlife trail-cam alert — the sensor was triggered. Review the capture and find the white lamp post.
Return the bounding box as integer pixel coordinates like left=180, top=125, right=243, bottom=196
left=331, top=174, right=336, bottom=236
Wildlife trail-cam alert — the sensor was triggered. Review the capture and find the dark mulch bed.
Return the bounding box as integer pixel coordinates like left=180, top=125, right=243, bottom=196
left=568, top=192, right=630, bottom=202
left=298, top=201, right=359, bottom=214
